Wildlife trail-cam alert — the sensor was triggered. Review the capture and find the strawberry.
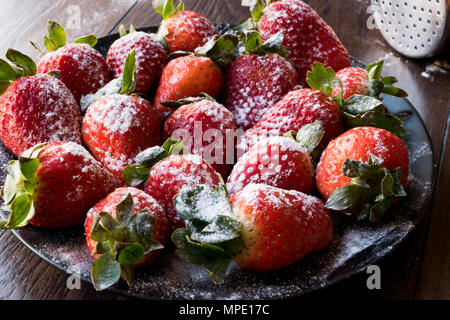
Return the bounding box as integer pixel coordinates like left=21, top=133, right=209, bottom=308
left=162, top=95, right=238, bottom=177
left=35, top=21, right=111, bottom=103
left=307, top=62, right=409, bottom=139
left=0, top=49, right=82, bottom=156
left=223, top=31, right=298, bottom=130
left=82, top=52, right=162, bottom=182
left=0, top=142, right=118, bottom=229
left=152, top=33, right=238, bottom=119
left=85, top=187, right=169, bottom=290
left=332, top=60, right=408, bottom=99
left=153, top=55, right=224, bottom=119
left=171, top=183, right=333, bottom=282
left=237, top=88, right=344, bottom=154
left=153, top=0, right=219, bottom=53
left=122, top=139, right=222, bottom=230
left=248, top=0, right=350, bottom=84
left=227, top=121, right=325, bottom=196
left=106, top=26, right=167, bottom=94
left=316, top=126, right=409, bottom=222
left=82, top=94, right=161, bottom=182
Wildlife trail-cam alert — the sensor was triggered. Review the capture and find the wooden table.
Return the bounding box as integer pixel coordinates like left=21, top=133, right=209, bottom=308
left=0, top=0, right=448, bottom=300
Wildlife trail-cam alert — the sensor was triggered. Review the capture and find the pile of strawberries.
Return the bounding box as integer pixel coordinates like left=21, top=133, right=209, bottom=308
left=0, top=0, right=411, bottom=291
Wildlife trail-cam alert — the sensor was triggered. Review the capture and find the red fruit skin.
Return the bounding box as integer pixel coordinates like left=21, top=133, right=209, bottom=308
left=259, top=0, right=350, bottom=85
left=32, top=142, right=118, bottom=229
left=85, top=187, right=169, bottom=268
left=37, top=43, right=111, bottom=103
left=0, top=74, right=82, bottom=156
left=332, top=67, right=369, bottom=99
left=164, top=11, right=219, bottom=53
left=223, top=53, right=299, bottom=130
left=107, top=32, right=168, bottom=94
left=231, top=184, right=333, bottom=271
left=163, top=100, right=238, bottom=178
left=227, top=137, right=315, bottom=196
left=82, top=94, right=161, bottom=183
left=237, top=89, right=344, bottom=154
left=153, top=56, right=224, bottom=119
left=316, top=127, right=409, bottom=200
left=145, top=155, right=221, bottom=230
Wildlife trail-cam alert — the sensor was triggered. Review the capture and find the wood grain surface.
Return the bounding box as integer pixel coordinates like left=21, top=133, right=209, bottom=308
left=0, top=0, right=448, bottom=300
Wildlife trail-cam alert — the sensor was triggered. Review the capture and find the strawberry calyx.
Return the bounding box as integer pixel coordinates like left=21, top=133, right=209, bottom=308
left=241, top=0, right=278, bottom=24
left=194, top=34, right=239, bottom=71
left=0, top=49, right=37, bottom=94
left=30, top=20, right=97, bottom=55
left=236, top=29, right=290, bottom=58
left=306, top=62, right=408, bottom=139
left=118, top=24, right=137, bottom=38
left=153, top=0, right=184, bottom=21
left=166, top=32, right=239, bottom=71
left=90, top=193, right=164, bottom=290
left=80, top=50, right=137, bottom=112
left=172, top=184, right=242, bottom=283
left=283, top=120, right=325, bottom=161
left=366, top=60, right=408, bottom=98
left=160, top=92, right=216, bottom=109
left=123, top=138, right=185, bottom=186
left=0, top=144, right=46, bottom=229
left=325, top=154, right=407, bottom=222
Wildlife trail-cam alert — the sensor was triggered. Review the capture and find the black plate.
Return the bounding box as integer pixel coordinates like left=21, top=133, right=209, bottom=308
left=0, top=24, right=437, bottom=300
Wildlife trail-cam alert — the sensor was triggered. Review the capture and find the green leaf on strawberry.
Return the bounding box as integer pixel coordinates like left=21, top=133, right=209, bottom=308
left=172, top=185, right=242, bottom=283
left=326, top=155, right=406, bottom=222
left=73, top=34, right=98, bottom=47
left=0, top=49, right=37, bottom=94
left=89, top=193, right=164, bottom=291
left=284, top=120, right=325, bottom=161
left=33, top=20, right=98, bottom=55
left=123, top=138, right=185, bottom=186
left=153, top=0, right=184, bottom=20
left=366, top=60, right=408, bottom=98
left=0, top=144, right=46, bottom=229
left=306, top=62, right=408, bottom=139
left=195, top=33, right=239, bottom=71
left=342, top=95, right=409, bottom=139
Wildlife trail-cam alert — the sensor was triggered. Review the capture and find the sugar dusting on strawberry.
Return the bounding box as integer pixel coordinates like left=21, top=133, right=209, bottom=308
left=82, top=94, right=161, bottom=182
left=0, top=74, right=82, bottom=156
left=258, top=0, right=350, bottom=84
left=107, top=31, right=167, bottom=94
left=224, top=53, right=298, bottom=130
left=238, top=89, right=343, bottom=154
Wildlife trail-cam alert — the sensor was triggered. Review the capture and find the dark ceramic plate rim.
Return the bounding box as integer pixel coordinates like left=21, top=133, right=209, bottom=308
left=3, top=24, right=438, bottom=300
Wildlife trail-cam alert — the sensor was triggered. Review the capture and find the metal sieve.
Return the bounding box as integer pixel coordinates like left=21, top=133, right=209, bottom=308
left=371, top=0, right=450, bottom=58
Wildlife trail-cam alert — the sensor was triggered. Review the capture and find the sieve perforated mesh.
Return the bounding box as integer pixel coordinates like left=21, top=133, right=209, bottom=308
left=371, top=0, right=449, bottom=58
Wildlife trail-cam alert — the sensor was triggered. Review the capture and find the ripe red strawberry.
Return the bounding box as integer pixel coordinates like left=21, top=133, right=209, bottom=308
left=107, top=28, right=167, bottom=94
left=0, top=49, right=82, bottom=156
left=171, top=183, right=333, bottom=282
left=163, top=97, right=238, bottom=177
left=332, top=60, right=408, bottom=99
left=145, top=154, right=222, bottom=230
left=35, top=21, right=111, bottom=103
left=332, top=67, right=370, bottom=99
left=227, top=136, right=315, bottom=196
left=224, top=53, right=298, bottom=130
left=316, top=126, right=409, bottom=222
left=237, top=88, right=344, bottom=154
left=85, top=187, right=169, bottom=290
left=154, top=0, right=219, bottom=53
left=0, top=142, right=118, bottom=229
left=153, top=55, right=224, bottom=119
left=82, top=94, right=162, bottom=183
left=255, top=0, right=350, bottom=84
